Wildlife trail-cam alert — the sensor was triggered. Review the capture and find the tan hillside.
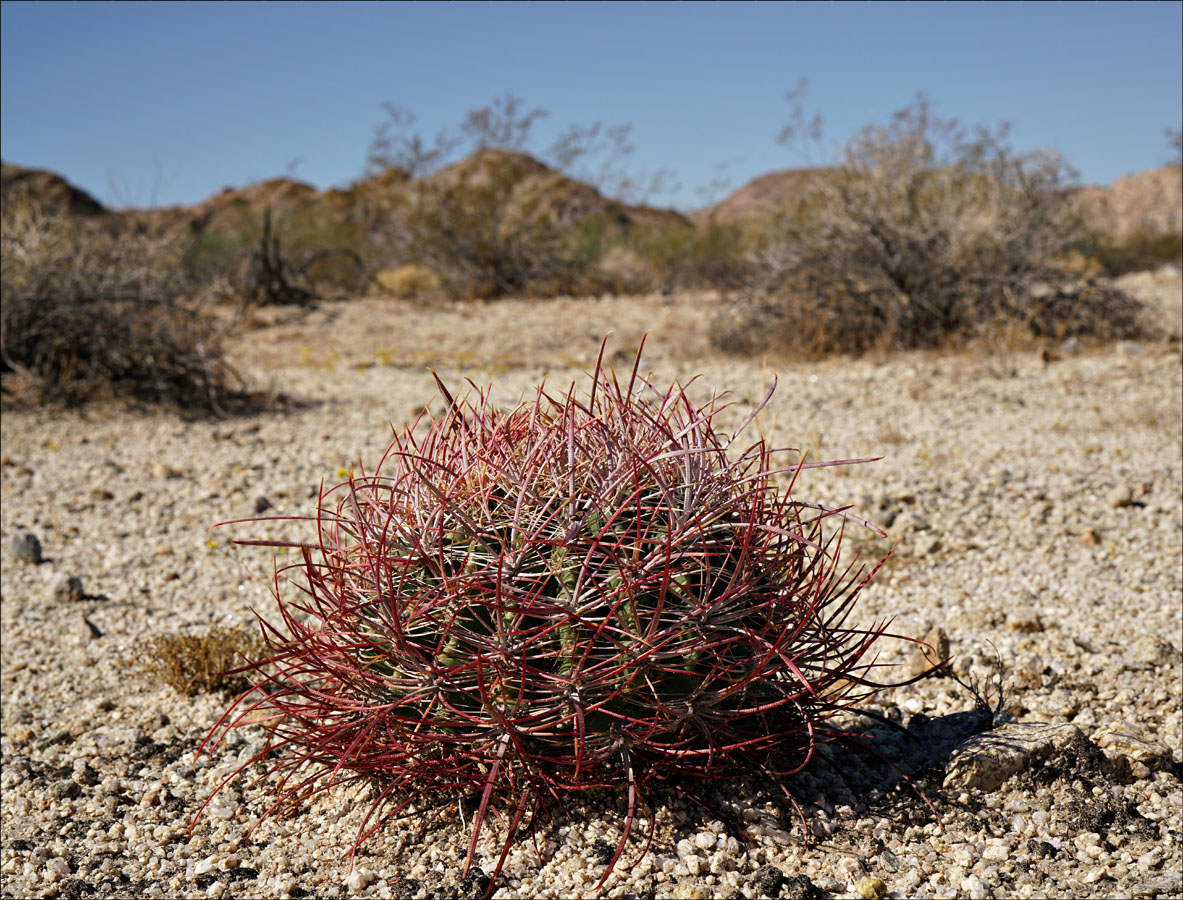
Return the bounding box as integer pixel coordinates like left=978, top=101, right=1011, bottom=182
left=2, top=153, right=691, bottom=276
left=689, top=167, right=835, bottom=226
left=417, top=149, right=690, bottom=232
left=693, top=163, right=1183, bottom=245
left=1074, top=165, right=1183, bottom=239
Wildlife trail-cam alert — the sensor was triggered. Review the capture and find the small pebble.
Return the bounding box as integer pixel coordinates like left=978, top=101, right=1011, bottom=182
left=10, top=532, right=42, bottom=563
left=693, top=831, right=716, bottom=850
left=50, top=575, right=85, bottom=603
left=908, top=625, right=950, bottom=677
left=855, top=876, right=887, bottom=900
left=1109, top=485, right=1135, bottom=508
left=1005, top=605, right=1044, bottom=633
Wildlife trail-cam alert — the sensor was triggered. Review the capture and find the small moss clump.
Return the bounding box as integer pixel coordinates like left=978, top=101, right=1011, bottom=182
left=143, top=625, right=264, bottom=696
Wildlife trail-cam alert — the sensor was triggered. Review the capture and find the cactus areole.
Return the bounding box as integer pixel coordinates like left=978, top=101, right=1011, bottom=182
left=200, top=341, right=903, bottom=890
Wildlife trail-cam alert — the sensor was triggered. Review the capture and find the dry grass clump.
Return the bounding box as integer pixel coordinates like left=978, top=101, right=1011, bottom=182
left=371, top=263, right=441, bottom=299
left=1, top=202, right=246, bottom=412
left=143, top=625, right=266, bottom=697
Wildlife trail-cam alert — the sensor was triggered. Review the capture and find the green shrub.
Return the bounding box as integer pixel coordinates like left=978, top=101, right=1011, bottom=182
left=627, top=221, right=753, bottom=291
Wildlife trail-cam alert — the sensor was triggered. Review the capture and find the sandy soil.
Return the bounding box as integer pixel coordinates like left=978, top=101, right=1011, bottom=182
left=2, top=287, right=1181, bottom=900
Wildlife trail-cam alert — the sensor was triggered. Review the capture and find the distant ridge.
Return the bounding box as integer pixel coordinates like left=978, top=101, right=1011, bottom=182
left=689, top=167, right=834, bottom=226
left=0, top=150, right=693, bottom=248
left=3, top=157, right=1178, bottom=245
left=690, top=163, right=1183, bottom=241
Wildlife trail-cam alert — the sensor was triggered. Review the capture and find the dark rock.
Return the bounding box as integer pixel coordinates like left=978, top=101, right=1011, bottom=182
left=49, top=779, right=81, bottom=800
left=392, top=878, right=422, bottom=900
left=1027, top=838, right=1058, bottom=858
left=782, top=872, right=823, bottom=900
left=51, top=575, right=85, bottom=603
left=753, top=864, right=785, bottom=898
left=590, top=837, right=615, bottom=865
left=10, top=532, right=42, bottom=563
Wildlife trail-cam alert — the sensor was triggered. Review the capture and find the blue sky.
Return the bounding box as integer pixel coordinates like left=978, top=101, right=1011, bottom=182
left=2, top=1, right=1180, bottom=211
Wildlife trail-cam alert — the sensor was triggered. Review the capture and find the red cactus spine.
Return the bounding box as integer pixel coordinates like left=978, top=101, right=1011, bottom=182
left=199, top=343, right=906, bottom=892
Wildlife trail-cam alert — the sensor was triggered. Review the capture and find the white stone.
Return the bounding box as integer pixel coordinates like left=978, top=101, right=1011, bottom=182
left=694, top=831, right=716, bottom=850
left=193, top=857, right=217, bottom=877
left=346, top=868, right=375, bottom=891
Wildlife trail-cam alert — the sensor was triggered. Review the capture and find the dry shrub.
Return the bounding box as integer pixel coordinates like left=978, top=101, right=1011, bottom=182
left=143, top=625, right=266, bottom=697
left=1, top=203, right=246, bottom=411
left=725, top=98, right=1154, bottom=356
left=400, top=151, right=580, bottom=299
left=712, top=275, right=1150, bottom=358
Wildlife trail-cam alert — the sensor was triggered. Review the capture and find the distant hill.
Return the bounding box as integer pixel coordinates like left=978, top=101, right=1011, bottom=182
left=689, top=167, right=834, bottom=226
left=1, top=162, right=106, bottom=218
left=690, top=163, right=1183, bottom=242
left=3, top=156, right=1177, bottom=268
left=1073, top=166, right=1182, bottom=239
left=1, top=151, right=693, bottom=266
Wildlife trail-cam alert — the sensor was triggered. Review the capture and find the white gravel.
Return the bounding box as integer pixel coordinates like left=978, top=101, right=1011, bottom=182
left=2, top=292, right=1181, bottom=899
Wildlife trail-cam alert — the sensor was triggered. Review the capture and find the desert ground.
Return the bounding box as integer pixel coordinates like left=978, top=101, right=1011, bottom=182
left=2, top=282, right=1181, bottom=900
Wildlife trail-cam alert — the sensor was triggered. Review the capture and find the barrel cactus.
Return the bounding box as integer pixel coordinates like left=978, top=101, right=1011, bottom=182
left=201, top=346, right=903, bottom=889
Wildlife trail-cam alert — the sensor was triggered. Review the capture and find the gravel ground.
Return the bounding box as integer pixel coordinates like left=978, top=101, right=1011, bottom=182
left=2, top=291, right=1181, bottom=900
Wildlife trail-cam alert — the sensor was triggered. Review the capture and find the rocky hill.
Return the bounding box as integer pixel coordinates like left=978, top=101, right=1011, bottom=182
left=689, top=167, right=833, bottom=226
left=693, top=163, right=1183, bottom=242
left=1074, top=165, right=1183, bottom=239
left=2, top=157, right=1177, bottom=285
left=1, top=152, right=690, bottom=251
left=0, top=162, right=107, bottom=218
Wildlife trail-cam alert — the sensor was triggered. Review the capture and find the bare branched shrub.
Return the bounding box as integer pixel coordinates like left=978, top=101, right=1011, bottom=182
left=727, top=96, right=1151, bottom=355
left=365, top=103, right=458, bottom=177
left=1, top=203, right=246, bottom=411
left=216, top=207, right=367, bottom=309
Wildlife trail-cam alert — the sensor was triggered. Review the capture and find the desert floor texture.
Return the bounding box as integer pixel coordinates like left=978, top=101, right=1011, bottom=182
left=2, top=286, right=1181, bottom=899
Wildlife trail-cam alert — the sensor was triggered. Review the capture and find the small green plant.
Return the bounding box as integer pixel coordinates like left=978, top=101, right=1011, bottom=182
left=200, top=343, right=917, bottom=891
left=144, top=626, right=265, bottom=697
